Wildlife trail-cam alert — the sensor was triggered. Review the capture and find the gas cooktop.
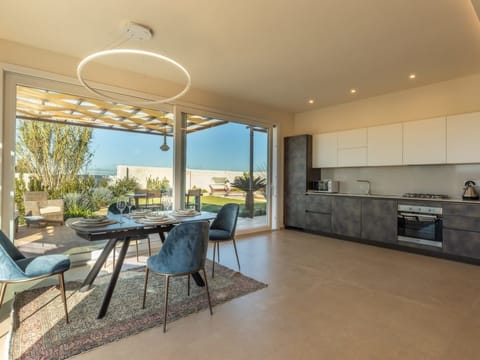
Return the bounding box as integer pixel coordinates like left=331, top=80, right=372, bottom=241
left=402, top=193, right=449, bottom=199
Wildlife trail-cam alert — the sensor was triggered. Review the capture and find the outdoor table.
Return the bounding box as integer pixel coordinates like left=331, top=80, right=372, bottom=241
left=126, top=192, right=147, bottom=208
left=67, top=211, right=217, bottom=319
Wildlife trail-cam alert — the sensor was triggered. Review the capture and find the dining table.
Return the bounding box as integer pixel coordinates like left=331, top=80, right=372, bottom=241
left=67, top=210, right=217, bottom=319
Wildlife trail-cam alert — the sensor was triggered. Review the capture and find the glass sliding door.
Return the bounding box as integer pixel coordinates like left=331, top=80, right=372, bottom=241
left=182, top=112, right=270, bottom=231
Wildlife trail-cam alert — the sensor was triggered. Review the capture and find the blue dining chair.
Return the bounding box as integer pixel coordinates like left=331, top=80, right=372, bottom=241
left=0, top=230, right=71, bottom=323
left=209, top=203, right=240, bottom=278
left=142, top=221, right=212, bottom=332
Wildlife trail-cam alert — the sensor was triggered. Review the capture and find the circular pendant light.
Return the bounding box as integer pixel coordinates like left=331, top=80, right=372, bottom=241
left=76, top=23, right=191, bottom=106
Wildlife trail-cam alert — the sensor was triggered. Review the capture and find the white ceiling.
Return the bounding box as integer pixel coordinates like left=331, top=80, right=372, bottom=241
left=1, top=0, right=480, bottom=113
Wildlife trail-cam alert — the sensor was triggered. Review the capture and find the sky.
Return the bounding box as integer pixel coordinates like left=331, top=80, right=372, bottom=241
left=87, top=122, right=268, bottom=175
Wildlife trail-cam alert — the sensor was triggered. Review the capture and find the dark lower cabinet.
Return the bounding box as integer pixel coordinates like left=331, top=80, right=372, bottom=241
left=361, top=198, right=397, bottom=243
left=284, top=194, right=306, bottom=229
left=443, top=229, right=480, bottom=259
left=332, top=197, right=362, bottom=238
left=443, top=203, right=480, bottom=260
left=305, top=212, right=331, bottom=233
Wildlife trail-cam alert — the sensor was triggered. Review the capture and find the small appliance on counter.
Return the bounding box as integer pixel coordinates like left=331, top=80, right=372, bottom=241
left=311, top=179, right=339, bottom=193
left=462, top=180, right=479, bottom=200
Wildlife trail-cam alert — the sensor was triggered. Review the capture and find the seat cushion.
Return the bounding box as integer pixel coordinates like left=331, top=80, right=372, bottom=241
left=209, top=229, right=232, bottom=241
left=16, top=255, right=70, bottom=278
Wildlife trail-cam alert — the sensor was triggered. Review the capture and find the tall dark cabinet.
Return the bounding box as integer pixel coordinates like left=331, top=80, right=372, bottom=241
left=284, top=135, right=319, bottom=228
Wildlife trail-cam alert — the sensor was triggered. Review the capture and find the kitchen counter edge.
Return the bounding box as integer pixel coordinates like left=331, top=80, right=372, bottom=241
left=305, top=191, right=480, bottom=204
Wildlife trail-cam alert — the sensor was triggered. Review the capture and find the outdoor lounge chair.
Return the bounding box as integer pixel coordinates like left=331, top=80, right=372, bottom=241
left=208, top=177, right=230, bottom=196
left=24, top=191, right=64, bottom=225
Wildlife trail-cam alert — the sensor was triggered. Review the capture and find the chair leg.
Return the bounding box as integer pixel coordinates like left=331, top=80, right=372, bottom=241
left=112, top=247, right=116, bottom=269
left=135, top=240, right=139, bottom=262
left=212, top=242, right=216, bottom=278
left=202, top=268, right=213, bottom=315
left=187, top=274, right=191, bottom=296
left=142, top=267, right=149, bottom=309
left=147, top=236, right=152, bottom=257
left=0, top=283, right=7, bottom=307
left=232, top=238, right=241, bottom=272
left=58, top=273, right=69, bottom=324
left=163, top=275, right=170, bottom=333
left=217, top=242, right=220, bottom=263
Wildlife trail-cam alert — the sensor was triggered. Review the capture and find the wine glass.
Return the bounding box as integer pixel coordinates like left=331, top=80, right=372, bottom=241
left=116, top=199, right=127, bottom=223
left=127, top=197, right=134, bottom=214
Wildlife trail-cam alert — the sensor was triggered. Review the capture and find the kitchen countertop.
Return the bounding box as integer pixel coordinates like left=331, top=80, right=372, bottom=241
left=305, top=191, right=480, bottom=204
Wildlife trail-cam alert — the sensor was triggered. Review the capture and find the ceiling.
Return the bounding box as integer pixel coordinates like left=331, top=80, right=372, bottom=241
left=1, top=0, right=480, bottom=113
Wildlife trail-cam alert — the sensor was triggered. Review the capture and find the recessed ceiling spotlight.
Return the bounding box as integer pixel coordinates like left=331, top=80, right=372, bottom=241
left=308, top=99, right=315, bottom=104
left=409, top=73, right=416, bottom=79
left=350, top=89, right=357, bottom=94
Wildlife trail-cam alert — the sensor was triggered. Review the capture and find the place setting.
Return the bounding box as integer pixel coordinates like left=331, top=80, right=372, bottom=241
left=69, top=215, right=118, bottom=230
left=135, top=211, right=176, bottom=225
left=171, top=208, right=201, bottom=217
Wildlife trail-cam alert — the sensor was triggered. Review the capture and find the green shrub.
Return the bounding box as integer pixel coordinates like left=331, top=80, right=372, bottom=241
left=108, top=176, right=138, bottom=198
left=89, top=187, right=113, bottom=210
left=63, top=193, right=92, bottom=218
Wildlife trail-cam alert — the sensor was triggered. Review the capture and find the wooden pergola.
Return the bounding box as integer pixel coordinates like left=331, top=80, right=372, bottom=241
left=16, top=86, right=227, bottom=135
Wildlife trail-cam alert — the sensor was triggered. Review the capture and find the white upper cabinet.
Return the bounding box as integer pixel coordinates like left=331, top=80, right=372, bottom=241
left=447, top=112, right=480, bottom=164
left=403, top=117, right=446, bottom=165
left=337, top=128, right=367, bottom=167
left=312, top=132, right=338, bottom=168
left=367, top=123, right=403, bottom=166
left=337, top=128, right=367, bottom=148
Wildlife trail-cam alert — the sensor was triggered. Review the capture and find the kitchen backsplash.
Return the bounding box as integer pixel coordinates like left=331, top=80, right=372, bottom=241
left=319, top=164, right=480, bottom=199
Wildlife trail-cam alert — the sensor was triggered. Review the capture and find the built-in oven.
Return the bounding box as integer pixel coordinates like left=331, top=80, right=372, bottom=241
left=397, top=204, right=443, bottom=248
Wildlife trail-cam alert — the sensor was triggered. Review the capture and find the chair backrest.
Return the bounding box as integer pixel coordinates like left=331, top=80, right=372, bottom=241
left=0, top=230, right=27, bottom=281
left=149, top=221, right=210, bottom=275
left=210, top=203, right=240, bottom=237
left=24, top=191, right=48, bottom=202
left=108, top=203, right=136, bottom=214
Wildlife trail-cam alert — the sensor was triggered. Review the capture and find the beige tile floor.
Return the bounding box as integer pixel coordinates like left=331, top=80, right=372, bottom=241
left=2, top=229, right=480, bottom=359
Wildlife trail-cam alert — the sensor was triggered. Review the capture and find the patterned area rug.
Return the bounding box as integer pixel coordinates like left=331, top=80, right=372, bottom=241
left=9, top=261, right=267, bottom=359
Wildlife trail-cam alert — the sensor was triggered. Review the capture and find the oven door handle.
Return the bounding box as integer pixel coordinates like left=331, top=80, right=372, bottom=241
left=399, top=212, right=439, bottom=221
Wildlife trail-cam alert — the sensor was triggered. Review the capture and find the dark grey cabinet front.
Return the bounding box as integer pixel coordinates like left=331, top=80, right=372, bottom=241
left=444, top=229, right=480, bottom=259
left=332, top=197, right=362, bottom=238
left=284, top=194, right=306, bottom=229
left=284, top=135, right=309, bottom=195
left=361, top=198, right=397, bottom=243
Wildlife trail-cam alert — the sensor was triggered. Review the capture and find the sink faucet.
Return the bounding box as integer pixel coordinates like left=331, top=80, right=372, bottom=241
left=357, top=179, right=371, bottom=195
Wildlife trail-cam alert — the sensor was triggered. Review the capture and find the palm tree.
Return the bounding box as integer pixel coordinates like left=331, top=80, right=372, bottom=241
left=231, top=173, right=266, bottom=218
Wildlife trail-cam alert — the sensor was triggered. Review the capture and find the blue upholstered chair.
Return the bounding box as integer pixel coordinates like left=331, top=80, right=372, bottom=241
left=142, top=221, right=212, bottom=332
left=108, top=203, right=151, bottom=264
left=209, top=203, right=240, bottom=277
left=0, top=230, right=70, bottom=323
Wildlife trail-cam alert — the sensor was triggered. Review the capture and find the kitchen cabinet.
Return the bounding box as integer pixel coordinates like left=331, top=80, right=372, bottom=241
left=284, top=135, right=320, bottom=228
left=367, top=123, right=403, bottom=166
left=443, top=203, right=480, bottom=259
left=403, top=117, right=446, bottom=165
left=337, top=128, right=367, bottom=167
left=447, top=112, right=480, bottom=164
left=337, top=128, right=367, bottom=148
left=305, top=194, right=332, bottom=233
left=312, top=132, right=337, bottom=168
left=361, top=198, right=397, bottom=243
left=332, top=197, right=362, bottom=238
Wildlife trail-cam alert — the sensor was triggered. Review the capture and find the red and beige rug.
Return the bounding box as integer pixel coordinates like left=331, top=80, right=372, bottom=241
left=8, top=261, right=267, bottom=359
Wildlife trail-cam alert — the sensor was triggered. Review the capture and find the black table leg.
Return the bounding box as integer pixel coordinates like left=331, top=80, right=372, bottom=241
left=80, top=237, right=118, bottom=292
left=97, top=237, right=131, bottom=319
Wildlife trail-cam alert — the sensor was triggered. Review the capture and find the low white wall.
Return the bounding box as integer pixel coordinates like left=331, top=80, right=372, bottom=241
left=117, top=165, right=251, bottom=191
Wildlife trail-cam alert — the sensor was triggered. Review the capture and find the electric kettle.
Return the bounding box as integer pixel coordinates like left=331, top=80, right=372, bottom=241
left=463, top=180, right=479, bottom=200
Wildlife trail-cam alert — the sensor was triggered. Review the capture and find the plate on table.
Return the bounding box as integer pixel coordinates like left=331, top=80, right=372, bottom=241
left=172, top=209, right=200, bottom=217
left=71, top=218, right=117, bottom=228
left=136, top=215, right=175, bottom=225
left=80, top=215, right=108, bottom=223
